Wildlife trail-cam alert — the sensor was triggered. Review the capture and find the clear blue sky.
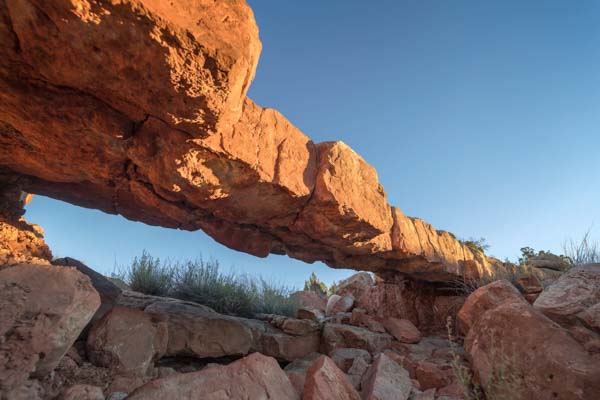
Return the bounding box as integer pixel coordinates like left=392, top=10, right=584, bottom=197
left=25, top=0, right=600, bottom=288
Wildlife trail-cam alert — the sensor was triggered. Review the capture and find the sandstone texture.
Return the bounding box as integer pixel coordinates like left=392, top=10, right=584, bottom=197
left=0, top=264, right=100, bottom=394
left=0, top=0, right=507, bottom=282
left=384, top=318, right=421, bottom=344
left=303, top=355, right=361, bottom=400
left=534, top=264, right=600, bottom=331
left=457, top=279, right=523, bottom=334
left=128, top=352, right=299, bottom=400
left=461, top=281, right=600, bottom=400
left=361, top=353, right=412, bottom=400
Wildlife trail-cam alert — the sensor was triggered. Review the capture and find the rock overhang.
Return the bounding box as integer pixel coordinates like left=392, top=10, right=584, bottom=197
left=0, top=0, right=507, bottom=282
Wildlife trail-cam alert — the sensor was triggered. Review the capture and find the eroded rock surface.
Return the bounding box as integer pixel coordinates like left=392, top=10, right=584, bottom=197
left=127, top=352, right=299, bottom=400
left=0, top=0, right=506, bottom=282
left=0, top=264, right=100, bottom=395
left=461, top=281, right=600, bottom=400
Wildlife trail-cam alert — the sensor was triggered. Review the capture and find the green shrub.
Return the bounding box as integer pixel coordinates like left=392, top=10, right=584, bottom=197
left=123, top=251, right=175, bottom=296
left=303, top=272, right=328, bottom=296
left=119, top=252, right=299, bottom=318
left=460, top=237, right=490, bottom=254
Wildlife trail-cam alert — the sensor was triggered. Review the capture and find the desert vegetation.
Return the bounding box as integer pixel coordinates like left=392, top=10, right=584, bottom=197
left=115, top=251, right=299, bottom=317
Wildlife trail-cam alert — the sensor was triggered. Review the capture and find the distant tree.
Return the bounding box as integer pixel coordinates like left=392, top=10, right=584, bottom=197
left=518, top=247, right=571, bottom=266
left=304, top=272, right=327, bottom=297
left=460, top=237, right=490, bottom=254
left=328, top=281, right=339, bottom=296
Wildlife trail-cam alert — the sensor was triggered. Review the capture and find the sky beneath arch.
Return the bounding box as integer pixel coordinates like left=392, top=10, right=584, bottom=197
left=25, top=0, right=600, bottom=288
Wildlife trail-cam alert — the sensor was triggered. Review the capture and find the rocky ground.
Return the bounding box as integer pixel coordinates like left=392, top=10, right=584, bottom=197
left=1, top=188, right=600, bottom=399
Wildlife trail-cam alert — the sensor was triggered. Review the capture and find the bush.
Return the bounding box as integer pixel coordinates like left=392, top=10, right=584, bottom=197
left=303, top=272, right=328, bottom=296
left=123, top=251, right=174, bottom=296
left=563, top=228, right=600, bottom=265
left=460, top=237, right=490, bottom=254
left=118, top=252, right=299, bottom=318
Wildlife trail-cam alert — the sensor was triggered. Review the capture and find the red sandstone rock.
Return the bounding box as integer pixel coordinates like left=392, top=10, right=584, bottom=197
left=350, top=308, right=386, bottom=333
left=293, top=291, right=327, bottom=312
left=336, top=272, right=375, bottom=299
left=283, top=352, right=321, bottom=397
left=414, top=361, right=448, bottom=390
left=303, top=355, right=360, bottom=400
left=60, top=384, right=104, bottom=400
left=326, top=294, right=355, bottom=316
left=534, top=264, right=600, bottom=332
left=321, top=323, right=393, bottom=354
left=361, top=353, right=412, bottom=400
left=347, top=356, right=370, bottom=390
left=0, top=264, right=100, bottom=394
left=457, top=280, right=523, bottom=334
left=330, top=348, right=372, bottom=372
left=86, top=307, right=166, bottom=375
left=128, top=352, right=299, bottom=399
left=52, top=257, right=122, bottom=338
left=297, top=308, right=326, bottom=321
left=465, top=297, right=600, bottom=400
left=0, top=0, right=507, bottom=282
left=385, top=318, right=421, bottom=344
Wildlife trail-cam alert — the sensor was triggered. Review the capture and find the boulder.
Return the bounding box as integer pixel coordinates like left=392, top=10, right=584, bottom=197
left=347, top=356, right=370, bottom=389
left=52, top=257, right=122, bottom=337
left=464, top=297, right=600, bottom=400
left=262, top=315, right=321, bottom=336
left=297, top=308, right=326, bottom=322
left=330, top=348, right=372, bottom=372
left=144, top=299, right=255, bottom=359
left=414, top=361, right=449, bottom=390
left=534, top=264, right=600, bottom=332
left=283, top=352, right=322, bottom=397
left=322, top=323, right=393, bottom=354
left=527, top=253, right=571, bottom=271
left=114, top=291, right=319, bottom=363
left=326, top=294, right=355, bottom=316
left=457, top=280, right=523, bottom=334
left=292, top=291, right=327, bottom=312
left=60, top=385, right=104, bottom=400
left=303, top=355, right=360, bottom=400
left=361, top=353, right=412, bottom=400
left=86, top=306, right=167, bottom=375
left=384, top=318, right=421, bottom=344
left=350, top=308, right=386, bottom=333
left=128, top=352, right=299, bottom=399
left=336, top=272, right=375, bottom=300
left=252, top=322, right=321, bottom=362
left=514, top=273, right=543, bottom=295
left=0, top=264, right=100, bottom=393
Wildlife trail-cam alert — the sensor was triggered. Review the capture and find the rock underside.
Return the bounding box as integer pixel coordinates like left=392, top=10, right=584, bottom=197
left=0, top=0, right=508, bottom=282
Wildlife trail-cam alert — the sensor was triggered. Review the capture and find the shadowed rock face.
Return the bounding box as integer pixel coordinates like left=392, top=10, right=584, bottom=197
left=0, top=0, right=505, bottom=281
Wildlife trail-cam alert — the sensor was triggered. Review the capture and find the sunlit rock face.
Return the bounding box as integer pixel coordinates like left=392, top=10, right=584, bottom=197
left=0, top=0, right=506, bottom=281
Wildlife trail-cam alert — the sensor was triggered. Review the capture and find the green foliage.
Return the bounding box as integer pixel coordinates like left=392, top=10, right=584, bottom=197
left=460, top=237, right=490, bottom=254
left=119, top=252, right=299, bottom=318
left=303, top=272, right=328, bottom=296
left=327, top=281, right=339, bottom=296
left=123, top=251, right=175, bottom=296
left=518, top=246, right=571, bottom=266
